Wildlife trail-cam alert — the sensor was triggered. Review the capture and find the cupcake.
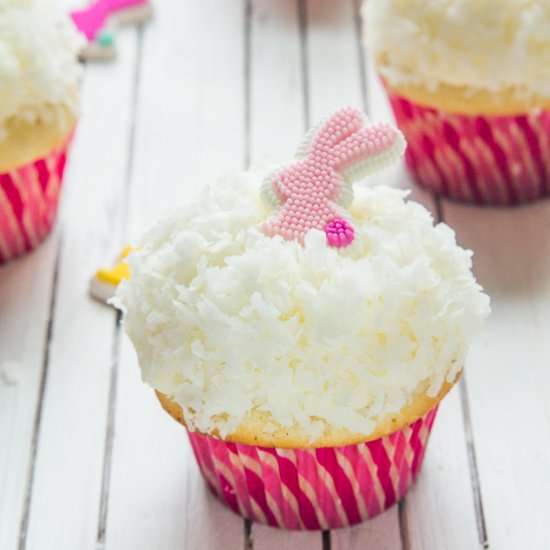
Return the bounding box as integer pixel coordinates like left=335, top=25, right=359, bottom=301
left=363, top=0, right=550, bottom=206
left=0, top=0, right=83, bottom=263
left=117, top=108, right=490, bottom=529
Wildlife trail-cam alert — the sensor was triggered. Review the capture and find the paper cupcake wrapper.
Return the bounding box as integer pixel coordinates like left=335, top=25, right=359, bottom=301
left=386, top=89, right=550, bottom=205
left=0, top=138, right=71, bottom=263
left=187, top=406, right=438, bottom=530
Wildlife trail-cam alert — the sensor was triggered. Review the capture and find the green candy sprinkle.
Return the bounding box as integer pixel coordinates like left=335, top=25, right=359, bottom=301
left=97, top=31, right=115, bottom=48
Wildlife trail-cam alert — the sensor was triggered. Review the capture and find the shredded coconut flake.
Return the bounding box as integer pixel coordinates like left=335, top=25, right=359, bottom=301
left=118, top=172, right=490, bottom=440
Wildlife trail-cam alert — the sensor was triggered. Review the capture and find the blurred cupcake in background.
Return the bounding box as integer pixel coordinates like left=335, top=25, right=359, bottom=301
left=0, top=0, right=83, bottom=263
left=363, top=0, right=550, bottom=206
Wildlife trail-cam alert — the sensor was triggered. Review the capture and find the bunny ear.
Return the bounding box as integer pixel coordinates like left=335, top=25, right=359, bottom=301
left=295, top=122, right=323, bottom=159
left=336, top=124, right=407, bottom=185
left=294, top=107, right=369, bottom=159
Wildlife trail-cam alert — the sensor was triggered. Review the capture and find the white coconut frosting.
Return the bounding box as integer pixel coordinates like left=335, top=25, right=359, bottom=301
left=118, top=172, right=490, bottom=441
left=363, top=0, right=550, bottom=99
left=0, top=0, right=84, bottom=140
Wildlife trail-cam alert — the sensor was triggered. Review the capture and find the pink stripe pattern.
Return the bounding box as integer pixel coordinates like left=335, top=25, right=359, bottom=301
left=187, top=407, right=438, bottom=530
left=386, top=90, right=550, bottom=206
left=0, top=138, right=71, bottom=264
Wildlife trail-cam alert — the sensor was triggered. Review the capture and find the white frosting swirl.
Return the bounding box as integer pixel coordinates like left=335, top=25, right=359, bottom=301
left=363, top=0, right=550, bottom=99
left=0, top=0, right=84, bottom=140
left=118, top=172, right=490, bottom=441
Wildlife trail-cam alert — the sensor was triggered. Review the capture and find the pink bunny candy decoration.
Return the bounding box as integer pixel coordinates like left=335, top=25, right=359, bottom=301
left=261, top=107, right=406, bottom=248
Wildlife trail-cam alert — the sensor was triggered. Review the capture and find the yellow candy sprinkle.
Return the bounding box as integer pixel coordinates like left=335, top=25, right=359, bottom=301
left=95, top=247, right=133, bottom=286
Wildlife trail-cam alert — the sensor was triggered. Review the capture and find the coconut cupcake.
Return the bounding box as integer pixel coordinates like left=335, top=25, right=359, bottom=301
left=0, top=0, right=83, bottom=263
left=363, top=0, right=550, bottom=206
left=117, top=108, right=490, bottom=529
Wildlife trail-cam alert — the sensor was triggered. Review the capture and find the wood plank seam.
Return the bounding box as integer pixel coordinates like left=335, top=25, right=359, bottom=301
left=17, top=235, right=63, bottom=550
left=437, top=195, right=490, bottom=549
left=459, top=375, right=490, bottom=549
left=244, top=518, right=254, bottom=550
left=297, top=0, right=310, bottom=129
left=243, top=2, right=254, bottom=546
left=398, top=500, right=410, bottom=550
left=351, top=0, right=368, bottom=115
left=433, top=193, right=444, bottom=227
left=120, top=26, right=147, bottom=230
left=243, top=0, right=253, bottom=171
left=95, top=313, right=123, bottom=549
left=94, top=26, right=146, bottom=550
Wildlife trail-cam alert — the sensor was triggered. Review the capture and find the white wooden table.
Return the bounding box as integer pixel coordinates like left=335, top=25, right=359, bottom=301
left=2, top=2, right=550, bottom=549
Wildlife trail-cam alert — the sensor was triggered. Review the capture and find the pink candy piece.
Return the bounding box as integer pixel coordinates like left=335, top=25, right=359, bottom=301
left=71, top=0, right=150, bottom=41
left=324, top=218, right=355, bottom=248
left=261, top=107, right=405, bottom=248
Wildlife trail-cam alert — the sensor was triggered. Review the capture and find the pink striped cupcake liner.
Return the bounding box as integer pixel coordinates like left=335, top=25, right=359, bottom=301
left=187, top=406, right=438, bottom=530
left=386, top=89, right=550, bottom=206
left=0, top=137, right=71, bottom=264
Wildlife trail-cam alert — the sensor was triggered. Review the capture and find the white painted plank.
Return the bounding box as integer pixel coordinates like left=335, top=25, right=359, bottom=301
left=364, top=44, right=405, bottom=192
left=0, top=238, right=58, bottom=550
left=306, top=0, right=364, bottom=121
left=405, top=387, right=480, bottom=550
left=248, top=0, right=304, bottom=166
left=23, top=31, right=139, bottom=550
left=255, top=527, right=324, bottom=550
left=331, top=510, right=401, bottom=550
left=443, top=200, right=550, bottom=550
left=106, top=2, right=246, bottom=549
left=124, top=1, right=246, bottom=241
left=109, top=337, right=244, bottom=550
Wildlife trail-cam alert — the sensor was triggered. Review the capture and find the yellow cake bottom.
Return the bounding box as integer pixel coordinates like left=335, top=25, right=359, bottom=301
left=156, top=373, right=459, bottom=449
left=0, top=109, right=76, bottom=172
left=383, top=80, right=550, bottom=117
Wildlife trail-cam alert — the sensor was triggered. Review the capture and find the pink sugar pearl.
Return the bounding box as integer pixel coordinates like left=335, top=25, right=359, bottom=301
left=324, top=218, right=355, bottom=248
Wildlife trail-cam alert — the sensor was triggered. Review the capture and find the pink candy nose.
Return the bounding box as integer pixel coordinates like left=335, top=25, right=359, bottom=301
left=324, top=218, right=355, bottom=248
